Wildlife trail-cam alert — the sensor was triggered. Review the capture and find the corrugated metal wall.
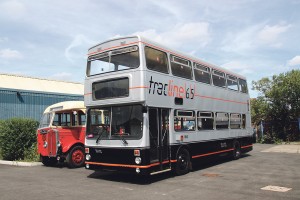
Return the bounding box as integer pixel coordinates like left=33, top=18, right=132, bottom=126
left=0, top=88, right=83, bottom=121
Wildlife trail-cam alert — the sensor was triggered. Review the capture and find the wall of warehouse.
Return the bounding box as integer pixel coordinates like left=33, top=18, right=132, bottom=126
left=0, top=88, right=83, bottom=121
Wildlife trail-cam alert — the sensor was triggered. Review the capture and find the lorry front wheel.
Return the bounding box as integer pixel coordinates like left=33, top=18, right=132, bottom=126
left=66, top=146, right=85, bottom=168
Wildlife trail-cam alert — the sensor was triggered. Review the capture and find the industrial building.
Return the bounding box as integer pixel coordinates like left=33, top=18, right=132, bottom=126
left=0, top=73, right=84, bottom=121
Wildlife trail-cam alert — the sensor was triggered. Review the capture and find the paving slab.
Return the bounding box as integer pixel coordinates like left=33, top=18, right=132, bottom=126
left=0, top=160, right=42, bottom=167
left=261, top=144, right=300, bottom=154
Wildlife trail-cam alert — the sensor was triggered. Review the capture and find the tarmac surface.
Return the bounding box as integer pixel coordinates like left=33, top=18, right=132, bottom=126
left=0, top=143, right=299, bottom=200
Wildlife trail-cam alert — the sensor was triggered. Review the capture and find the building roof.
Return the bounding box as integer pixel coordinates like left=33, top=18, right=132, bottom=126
left=0, top=73, right=84, bottom=95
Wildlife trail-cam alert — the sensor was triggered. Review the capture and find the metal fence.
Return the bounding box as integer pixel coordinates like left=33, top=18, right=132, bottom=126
left=254, top=119, right=300, bottom=142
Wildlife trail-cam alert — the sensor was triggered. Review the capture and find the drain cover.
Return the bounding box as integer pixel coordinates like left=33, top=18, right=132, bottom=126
left=261, top=185, right=292, bottom=192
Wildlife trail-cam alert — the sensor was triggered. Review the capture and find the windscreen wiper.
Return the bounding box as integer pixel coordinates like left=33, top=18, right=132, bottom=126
left=120, top=134, right=128, bottom=145
left=96, top=127, right=105, bottom=144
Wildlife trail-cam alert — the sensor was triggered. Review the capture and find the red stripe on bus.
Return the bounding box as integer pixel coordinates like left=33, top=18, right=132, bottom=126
left=129, top=86, right=149, bottom=89
left=86, top=160, right=170, bottom=169
left=86, top=86, right=247, bottom=105
left=128, top=86, right=247, bottom=105
left=194, top=94, right=247, bottom=105
left=88, top=41, right=140, bottom=56
left=241, top=144, right=253, bottom=149
left=192, top=148, right=234, bottom=159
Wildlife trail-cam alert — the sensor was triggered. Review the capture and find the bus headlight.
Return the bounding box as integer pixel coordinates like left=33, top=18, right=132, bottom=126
left=136, top=168, right=140, bottom=174
left=86, top=154, right=91, bottom=161
left=135, top=157, right=141, bottom=164
left=43, top=141, right=48, bottom=148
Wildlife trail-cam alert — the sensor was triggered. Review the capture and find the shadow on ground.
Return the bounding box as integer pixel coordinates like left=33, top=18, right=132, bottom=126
left=86, top=154, right=251, bottom=184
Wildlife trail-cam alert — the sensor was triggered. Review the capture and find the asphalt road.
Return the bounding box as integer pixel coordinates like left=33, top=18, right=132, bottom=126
left=0, top=143, right=299, bottom=200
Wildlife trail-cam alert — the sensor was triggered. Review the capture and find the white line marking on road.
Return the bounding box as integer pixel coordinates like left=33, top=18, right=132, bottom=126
left=261, top=185, right=292, bottom=192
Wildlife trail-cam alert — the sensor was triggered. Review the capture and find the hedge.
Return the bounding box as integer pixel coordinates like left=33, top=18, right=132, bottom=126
left=0, top=118, right=39, bottom=161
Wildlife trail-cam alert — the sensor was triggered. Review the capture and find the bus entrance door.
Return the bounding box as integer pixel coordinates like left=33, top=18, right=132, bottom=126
left=149, top=108, right=170, bottom=174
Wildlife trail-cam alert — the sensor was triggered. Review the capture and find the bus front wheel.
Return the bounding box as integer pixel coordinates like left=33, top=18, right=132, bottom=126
left=66, top=146, right=85, bottom=168
left=175, top=148, right=191, bottom=176
left=232, top=141, right=241, bottom=160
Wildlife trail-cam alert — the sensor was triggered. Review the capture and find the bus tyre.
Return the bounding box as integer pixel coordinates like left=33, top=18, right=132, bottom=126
left=175, top=148, right=191, bottom=176
left=66, top=146, right=85, bottom=168
left=41, top=156, right=57, bottom=167
left=233, top=141, right=241, bottom=160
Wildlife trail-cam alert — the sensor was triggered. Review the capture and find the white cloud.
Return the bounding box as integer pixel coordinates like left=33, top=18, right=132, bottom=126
left=49, top=72, right=73, bottom=81
left=221, top=61, right=254, bottom=76
left=287, top=55, right=300, bottom=66
left=221, top=23, right=264, bottom=53
left=221, top=22, right=292, bottom=54
left=257, top=24, right=291, bottom=47
left=0, top=0, right=26, bottom=20
left=0, top=37, right=8, bottom=43
left=0, top=49, right=23, bottom=59
left=133, top=22, right=211, bottom=50
left=64, top=34, right=95, bottom=62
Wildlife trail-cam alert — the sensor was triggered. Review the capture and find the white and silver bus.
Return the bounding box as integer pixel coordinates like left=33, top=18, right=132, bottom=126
left=84, top=36, right=253, bottom=176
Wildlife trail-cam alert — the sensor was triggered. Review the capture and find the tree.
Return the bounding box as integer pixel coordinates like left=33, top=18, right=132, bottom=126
left=252, top=69, right=300, bottom=141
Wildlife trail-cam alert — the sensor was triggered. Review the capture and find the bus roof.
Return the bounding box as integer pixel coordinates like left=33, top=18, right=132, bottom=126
left=88, top=35, right=246, bottom=80
left=43, top=101, right=85, bottom=113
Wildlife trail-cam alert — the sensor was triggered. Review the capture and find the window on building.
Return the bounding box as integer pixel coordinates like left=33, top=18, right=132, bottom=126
left=174, top=110, right=195, bottom=131
left=212, top=70, right=226, bottom=88
left=194, top=63, right=211, bottom=84
left=171, top=55, right=192, bottom=79
left=145, top=46, right=169, bottom=73
left=227, top=75, right=238, bottom=91
left=230, top=113, right=241, bottom=129
left=215, top=112, right=229, bottom=129
left=197, top=112, right=214, bottom=130
left=239, top=79, right=248, bottom=93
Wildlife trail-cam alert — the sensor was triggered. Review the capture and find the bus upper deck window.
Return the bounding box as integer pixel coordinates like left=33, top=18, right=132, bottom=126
left=212, top=70, right=226, bottom=88
left=194, top=63, right=211, bottom=84
left=145, top=46, right=169, bottom=73
left=239, top=79, right=248, bottom=93
left=227, top=75, right=238, bottom=91
left=171, top=55, right=192, bottom=80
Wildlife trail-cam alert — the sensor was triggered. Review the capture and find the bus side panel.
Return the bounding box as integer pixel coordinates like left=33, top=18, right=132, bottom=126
left=60, top=127, right=85, bottom=153
left=170, top=136, right=253, bottom=163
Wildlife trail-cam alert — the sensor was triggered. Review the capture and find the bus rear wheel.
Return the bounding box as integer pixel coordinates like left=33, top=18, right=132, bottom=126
left=175, top=148, right=191, bottom=175
left=66, top=146, right=85, bottom=168
left=41, top=156, right=57, bottom=167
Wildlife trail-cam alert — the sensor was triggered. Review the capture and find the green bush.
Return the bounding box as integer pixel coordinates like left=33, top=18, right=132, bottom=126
left=0, top=118, right=38, bottom=161
left=259, top=133, right=283, bottom=144
left=23, top=143, right=40, bottom=162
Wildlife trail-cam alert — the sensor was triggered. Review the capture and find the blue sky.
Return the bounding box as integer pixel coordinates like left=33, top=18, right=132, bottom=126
left=0, top=0, right=299, bottom=97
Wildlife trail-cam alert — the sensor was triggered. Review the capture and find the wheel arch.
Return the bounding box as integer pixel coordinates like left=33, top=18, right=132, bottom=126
left=175, top=144, right=192, bottom=159
left=63, top=142, right=84, bottom=154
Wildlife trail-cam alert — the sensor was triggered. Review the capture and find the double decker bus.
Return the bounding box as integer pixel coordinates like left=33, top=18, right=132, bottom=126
left=84, top=36, right=253, bottom=176
left=37, top=101, right=86, bottom=168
